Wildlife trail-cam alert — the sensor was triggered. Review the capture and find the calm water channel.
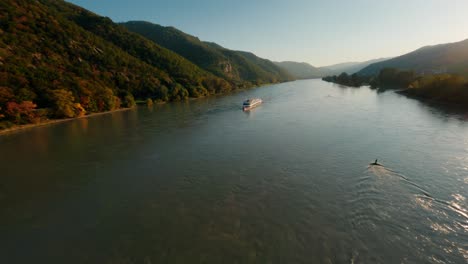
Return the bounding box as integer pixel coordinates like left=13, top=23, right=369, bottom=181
left=1, top=79, right=467, bottom=263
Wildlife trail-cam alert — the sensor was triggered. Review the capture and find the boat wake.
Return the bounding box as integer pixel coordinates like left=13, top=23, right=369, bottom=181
left=367, top=163, right=468, bottom=224
left=368, top=164, right=432, bottom=197
left=346, top=162, right=468, bottom=262
left=415, top=194, right=468, bottom=222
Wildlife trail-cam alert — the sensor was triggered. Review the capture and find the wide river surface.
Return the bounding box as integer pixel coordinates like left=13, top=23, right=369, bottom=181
left=1, top=79, right=467, bottom=263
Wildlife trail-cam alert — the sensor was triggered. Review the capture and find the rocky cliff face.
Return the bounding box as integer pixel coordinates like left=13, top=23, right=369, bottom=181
left=219, top=61, right=236, bottom=78
left=223, top=61, right=232, bottom=73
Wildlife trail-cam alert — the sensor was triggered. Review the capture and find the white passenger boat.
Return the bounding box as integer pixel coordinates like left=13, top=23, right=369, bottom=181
left=242, top=98, right=262, bottom=111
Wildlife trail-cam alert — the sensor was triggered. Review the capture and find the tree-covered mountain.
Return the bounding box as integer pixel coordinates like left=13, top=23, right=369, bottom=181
left=274, top=61, right=323, bottom=79
left=358, top=39, right=468, bottom=76
left=0, top=0, right=292, bottom=129
left=121, top=21, right=293, bottom=85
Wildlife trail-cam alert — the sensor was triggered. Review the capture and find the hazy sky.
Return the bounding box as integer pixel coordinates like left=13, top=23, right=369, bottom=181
left=67, top=0, right=468, bottom=66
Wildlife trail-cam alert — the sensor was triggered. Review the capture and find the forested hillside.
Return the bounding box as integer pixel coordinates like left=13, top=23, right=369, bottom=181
left=274, top=61, right=323, bottom=79
left=121, top=21, right=293, bottom=85
left=0, top=0, right=292, bottom=129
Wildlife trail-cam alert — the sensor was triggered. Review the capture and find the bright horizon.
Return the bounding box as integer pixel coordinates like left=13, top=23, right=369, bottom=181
left=67, top=0, right=468, bottom=67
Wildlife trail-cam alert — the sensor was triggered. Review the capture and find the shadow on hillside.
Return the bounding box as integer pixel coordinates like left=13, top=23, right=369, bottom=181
left=397, top=90, right=468, bottom=121
left=369, top=85, right=405, bottom=94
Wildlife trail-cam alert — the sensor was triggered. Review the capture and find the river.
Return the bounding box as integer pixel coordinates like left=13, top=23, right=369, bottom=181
left=1, top=79, right=467, bottom=263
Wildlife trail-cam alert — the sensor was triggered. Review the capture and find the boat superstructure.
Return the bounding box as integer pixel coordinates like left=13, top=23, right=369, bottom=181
left=243, top=98, right=262, bottom=111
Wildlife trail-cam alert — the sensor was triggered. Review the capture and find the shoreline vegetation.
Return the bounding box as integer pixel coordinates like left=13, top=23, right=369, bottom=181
left=0, top=81, right=284, bottom=135
left=322, top=68, right=468, bottom=108
left=0, top=107, right=132, bottom=136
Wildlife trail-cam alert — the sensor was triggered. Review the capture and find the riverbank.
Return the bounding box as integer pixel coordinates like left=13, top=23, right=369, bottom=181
left=0, top=80, right=291, bottom=136
left=0, top=107, right=133, bottom=136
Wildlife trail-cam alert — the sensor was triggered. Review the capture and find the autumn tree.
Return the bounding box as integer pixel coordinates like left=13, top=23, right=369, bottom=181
left=94, top=87, right=118, bottom=111
left=5, top=101, right=37, bottom=124
left=78, top=86, right=96, bottom=112
left=146, top=98, right=153, bottom=107
left=74, top=103, right=86, bottom=117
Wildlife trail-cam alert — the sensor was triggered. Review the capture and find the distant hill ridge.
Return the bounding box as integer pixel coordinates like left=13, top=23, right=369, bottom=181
left=273, top=61, right=323, bottom=79
left=359, top=39, right=468, bottom=76
left=273, top=58, right=389, bottom=79
left=320, top=58, right=390, bottom=76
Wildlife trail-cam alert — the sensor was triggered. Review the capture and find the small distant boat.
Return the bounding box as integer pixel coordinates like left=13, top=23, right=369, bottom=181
left=243, top=98, right=262, bottom=111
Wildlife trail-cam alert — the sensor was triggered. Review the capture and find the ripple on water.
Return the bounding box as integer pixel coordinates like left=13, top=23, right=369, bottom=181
left=415, top=194, right=468, bottom=225
left=430, top=223, right=456, bottom=234
left=351, top=163, right=468, bottom=263
left=415, top=195, right=435, bottom=212
left=414, top=193, right=468, bottom=263
left=458, top=247, right=468, bottom=260
left=452, top=193, right=466, bottom=202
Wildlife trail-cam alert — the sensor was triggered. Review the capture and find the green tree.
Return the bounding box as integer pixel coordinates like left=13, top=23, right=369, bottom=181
left=0, top=87, right=15, bottom=107
left=123, top=93, right=136, bottom=108
left=337, top=72, right=350, bottom=84
left=49, top=89, right=77, bottom=118
left=155, top=85, right=169, bottom=101
left=16, top=88, right=37, bottom=102
left=94, top=87, right=116, bottom=111
left=376, top=68, right=415, bottom=87
left=169, top=84, right=189, bottom=101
